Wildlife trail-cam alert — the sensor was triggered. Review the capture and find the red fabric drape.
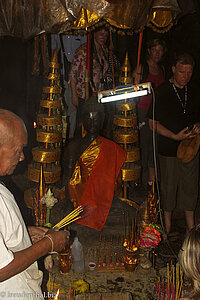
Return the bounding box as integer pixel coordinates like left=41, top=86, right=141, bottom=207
left=77, top=137, right=126, bottom=231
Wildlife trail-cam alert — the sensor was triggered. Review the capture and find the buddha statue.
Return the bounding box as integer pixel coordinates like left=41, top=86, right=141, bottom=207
left=62, top=96, right=127, bottom=231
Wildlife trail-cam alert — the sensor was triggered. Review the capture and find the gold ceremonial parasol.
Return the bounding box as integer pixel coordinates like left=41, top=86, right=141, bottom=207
left=0, top=0, right=180, bottom=39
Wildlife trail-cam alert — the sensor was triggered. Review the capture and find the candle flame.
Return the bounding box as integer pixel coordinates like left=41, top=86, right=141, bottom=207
left=33, top=121, right=37, bottom=129
left=54, top=289, right=59, bottom=299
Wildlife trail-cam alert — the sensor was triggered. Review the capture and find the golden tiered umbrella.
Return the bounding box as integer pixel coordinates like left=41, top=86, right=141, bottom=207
left=25, top=50, right=63, bottom=210
left=113, top=52, right=141, bottom=209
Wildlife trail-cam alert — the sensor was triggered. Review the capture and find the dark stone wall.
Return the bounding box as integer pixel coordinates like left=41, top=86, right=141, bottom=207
left=114, top=12, right=200, bottom=84
left=164, top=12, right=200, bottom=83
left=0, top=36, right=40, bottom=173
left=0, top=37, right=27, bottom=112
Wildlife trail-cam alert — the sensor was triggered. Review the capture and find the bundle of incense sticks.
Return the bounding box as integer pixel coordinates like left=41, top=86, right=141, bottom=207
left=53, top=205, right=86, bottom=230
left=96, top=234, right=125, bottom=267
left=123, top=210, right=137, bottom=250
left=155, top=263, right=183, bottom=300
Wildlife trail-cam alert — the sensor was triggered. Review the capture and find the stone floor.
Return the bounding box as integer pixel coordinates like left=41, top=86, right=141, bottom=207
left=45, top=185, right=194, bottom=300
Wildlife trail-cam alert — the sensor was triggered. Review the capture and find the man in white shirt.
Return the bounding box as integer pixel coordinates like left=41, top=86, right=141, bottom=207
left=0, top=109, right=68, bottom=299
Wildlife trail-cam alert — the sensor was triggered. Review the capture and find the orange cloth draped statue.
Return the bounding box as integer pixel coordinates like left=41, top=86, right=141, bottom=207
left=68, top=136, right=127, bottom=231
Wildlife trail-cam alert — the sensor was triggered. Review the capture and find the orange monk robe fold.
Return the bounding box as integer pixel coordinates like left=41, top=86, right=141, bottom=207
left=68, top=136, right=127, bottom=231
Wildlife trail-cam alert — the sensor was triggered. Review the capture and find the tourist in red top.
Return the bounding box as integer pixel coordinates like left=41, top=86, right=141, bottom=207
left=133, top=39, right=167, bottom=188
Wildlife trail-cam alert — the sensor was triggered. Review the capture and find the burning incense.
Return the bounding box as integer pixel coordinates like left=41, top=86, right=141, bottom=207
left=176, top=263, right=179, bottom=299
left=155, top=263, right=183, bottom=300
left=97, top=233, right=102, bottom=266
left=131, top=216, right=134, bottom=247
left=32, top=188, right=39, bottom=226
left=123, top=210, right=126, bottom=238
left=109, top=236, right=113, bottom=266
left=53, top=205, right=86, bottom=230
left=167, top=263, right=170, bottom=289
left=172, top=264, right=175, bottom=286
left=127, top=213, right=129, bottom=240
left=134, top=216, right=137, bottom=245
left=115, top=235, right=119, bottom=265
left=162, top=278, right=166, bottom=300
left=152, top=180, right=155, bottom=195
left=103, top=235, right=106, bottom=266
left=120, top=235, right=124, bottom=265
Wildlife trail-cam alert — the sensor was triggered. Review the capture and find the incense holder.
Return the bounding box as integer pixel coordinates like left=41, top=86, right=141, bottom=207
left=58, top=251, right=72, bottom=274
left=124, top=248, right=138, bottom=272
left=88, top=262, right=96, bottom=271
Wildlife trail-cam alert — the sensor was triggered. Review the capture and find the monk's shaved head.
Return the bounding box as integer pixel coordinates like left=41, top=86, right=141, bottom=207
left=0, top=110, right=27, bottom=176
left=0, top=110, right=27, bottom=146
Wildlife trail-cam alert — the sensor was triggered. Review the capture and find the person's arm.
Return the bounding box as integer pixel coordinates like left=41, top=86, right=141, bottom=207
left=69, top=48, right=83, bottom=107
left=0, top=229, right=69, bottom=282
left=191, top=122, right=200, bottom=135
left=132, top=65, right=142, bottom=84
left=28, top=226, right=48, bottom=244
left=69, top=73, right=79, bottom=107
left=149, top=119, right=195, bottom=141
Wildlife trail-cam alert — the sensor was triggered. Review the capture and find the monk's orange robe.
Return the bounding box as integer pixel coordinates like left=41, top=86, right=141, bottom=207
left=68, top=136, right=127, bottom=231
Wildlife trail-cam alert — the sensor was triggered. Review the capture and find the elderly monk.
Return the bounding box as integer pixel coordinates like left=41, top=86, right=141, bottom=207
left=0, top=109, right=69, bottom=299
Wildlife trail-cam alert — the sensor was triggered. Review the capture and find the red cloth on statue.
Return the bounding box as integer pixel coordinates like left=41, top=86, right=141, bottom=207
left=68, top=136, right=127, bottom=231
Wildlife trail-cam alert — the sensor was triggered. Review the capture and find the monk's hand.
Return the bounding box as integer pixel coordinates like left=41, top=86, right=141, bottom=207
left=44, top=229, right=70, bottom=253
left=28, top=226, right=49, bottom=244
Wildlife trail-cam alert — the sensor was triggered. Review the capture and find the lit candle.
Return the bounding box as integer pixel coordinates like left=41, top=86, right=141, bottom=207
left=54, top=289, right=59, bottom=300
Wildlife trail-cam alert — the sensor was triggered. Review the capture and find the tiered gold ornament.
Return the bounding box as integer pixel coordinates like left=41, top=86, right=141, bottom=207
left=136, top=184, right=159, bottom=269
left=137, top=185, right=158, bottom=237
left=25, top=50, right=63, bottom=209
left=113, top=52, right=141, bottom=205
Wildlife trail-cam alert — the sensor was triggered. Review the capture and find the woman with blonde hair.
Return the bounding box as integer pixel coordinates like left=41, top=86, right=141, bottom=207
left=179, top=225, right=200, bottom=299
